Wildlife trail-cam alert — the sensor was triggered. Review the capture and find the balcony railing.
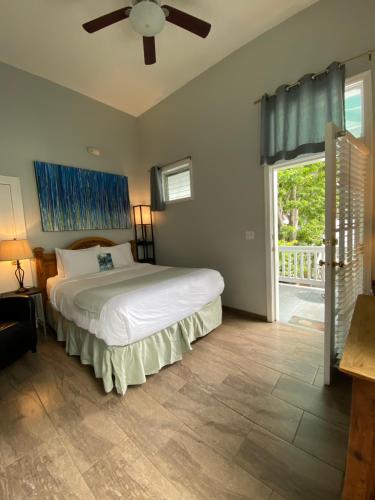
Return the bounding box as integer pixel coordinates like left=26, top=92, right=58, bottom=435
left=279, top=245, right=325, bottom=287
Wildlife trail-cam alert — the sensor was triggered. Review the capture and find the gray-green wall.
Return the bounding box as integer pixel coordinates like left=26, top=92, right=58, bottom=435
left=136, top=0, right=375, bottom=315
left=0, top=63, right=139, bottom=251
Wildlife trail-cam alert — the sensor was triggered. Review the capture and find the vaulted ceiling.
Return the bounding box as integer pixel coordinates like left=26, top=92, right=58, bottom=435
left=0, top=0, right=317, bottom=116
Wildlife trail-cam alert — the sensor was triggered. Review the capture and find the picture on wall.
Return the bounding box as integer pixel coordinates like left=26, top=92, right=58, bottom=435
left=34, top=161, right=131, bottom=231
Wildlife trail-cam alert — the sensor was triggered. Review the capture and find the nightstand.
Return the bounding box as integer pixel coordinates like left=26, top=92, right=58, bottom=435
left=0, top=287, right=47, bottom=337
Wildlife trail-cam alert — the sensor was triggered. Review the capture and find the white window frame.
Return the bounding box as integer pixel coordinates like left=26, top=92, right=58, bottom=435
left=346, top=71, right=372, bottom=145
left=347, top=71, right=374, bottom=297
left=345, top=74, right=365, bottom=139
left=162, top=157, right=194, bottom=204
left=264, top=71, right=373, bottom=323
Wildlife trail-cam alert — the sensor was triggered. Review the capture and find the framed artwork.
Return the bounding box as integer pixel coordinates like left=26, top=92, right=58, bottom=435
left=34, top=161, right=131, bottom=232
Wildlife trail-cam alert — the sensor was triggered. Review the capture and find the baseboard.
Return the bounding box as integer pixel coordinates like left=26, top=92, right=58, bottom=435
left=222, top=305, right=267, bottom=322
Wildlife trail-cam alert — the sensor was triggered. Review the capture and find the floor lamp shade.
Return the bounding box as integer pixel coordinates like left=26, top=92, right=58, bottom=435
left=133, top=205, right=155, bottom=264
left=134, top=205, right=152, bottom=225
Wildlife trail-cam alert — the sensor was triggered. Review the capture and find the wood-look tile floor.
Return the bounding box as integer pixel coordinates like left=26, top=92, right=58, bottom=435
left=0, top=311, right=351, bottom=500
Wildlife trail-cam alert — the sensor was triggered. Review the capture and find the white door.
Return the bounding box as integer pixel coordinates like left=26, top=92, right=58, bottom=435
left=0, top=176, right=33, bottom=292
left=323, top=123, right=370, bottom=385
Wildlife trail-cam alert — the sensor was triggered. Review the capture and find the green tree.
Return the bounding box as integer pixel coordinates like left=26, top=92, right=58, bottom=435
left=278, top=162, right=325, bottom=246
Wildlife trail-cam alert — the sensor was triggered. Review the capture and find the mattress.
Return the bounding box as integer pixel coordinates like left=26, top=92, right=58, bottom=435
left=47, top=263, right=224, bottom=346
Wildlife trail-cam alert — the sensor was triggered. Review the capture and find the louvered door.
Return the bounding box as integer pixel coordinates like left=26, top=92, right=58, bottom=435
left=323, top=123, right=370, bottom=385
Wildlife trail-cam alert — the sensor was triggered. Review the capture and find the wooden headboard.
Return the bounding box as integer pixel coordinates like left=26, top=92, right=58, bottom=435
left=33, top=237, right=137, bottom=300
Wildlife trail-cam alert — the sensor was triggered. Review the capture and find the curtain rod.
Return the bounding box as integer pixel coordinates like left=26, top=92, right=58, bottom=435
left=253, top=48, right=375, bottom=105
left=148, top=156, right=191, bottom=171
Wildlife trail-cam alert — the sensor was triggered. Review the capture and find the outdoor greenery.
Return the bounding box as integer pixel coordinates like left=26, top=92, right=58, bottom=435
left=278, top=161, right=325, bottom=246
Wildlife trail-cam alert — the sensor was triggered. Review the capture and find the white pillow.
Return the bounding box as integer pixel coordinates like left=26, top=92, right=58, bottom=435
left=56, top=245, right=100, bottom=278
left=100, top=243, right=134, bottom=268
left=55, top=249, right=65, bottom=276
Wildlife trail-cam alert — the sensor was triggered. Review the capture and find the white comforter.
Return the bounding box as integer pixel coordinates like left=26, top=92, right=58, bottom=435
left=47, top=263, right=224, bottom=346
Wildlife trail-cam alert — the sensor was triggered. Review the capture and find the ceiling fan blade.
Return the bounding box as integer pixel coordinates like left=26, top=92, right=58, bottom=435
left=143, top=37, right=156, bottom=65
left=82, top=8, right=131, bottom=33
left=162, top=5, right=211, bottom=38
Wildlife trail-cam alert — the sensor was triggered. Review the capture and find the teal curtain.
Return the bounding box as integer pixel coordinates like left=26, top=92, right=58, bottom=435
left=260, top=62, right=346, bottom=166
left=150, top=166, right=165, bottom=211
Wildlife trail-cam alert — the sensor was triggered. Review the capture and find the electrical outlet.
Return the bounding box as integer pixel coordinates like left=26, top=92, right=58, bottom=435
left=245, top=231, right=255, bottom=241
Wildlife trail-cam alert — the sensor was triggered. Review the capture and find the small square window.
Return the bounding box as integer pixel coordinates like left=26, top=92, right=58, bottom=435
left=162, top=159, right=193, bottom=203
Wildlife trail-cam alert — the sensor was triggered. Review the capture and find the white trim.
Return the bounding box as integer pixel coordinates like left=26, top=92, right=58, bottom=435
left=324, top=122, right=338, bottom=386
left=272, top=152, right=325, bottom=171
left=162, top=158, right=191, bottom=174
left=264, top=167, right=276, bottom=322
left=264, top=155, right=324, bottom=322
left=273, top=170, right=280, bottom=322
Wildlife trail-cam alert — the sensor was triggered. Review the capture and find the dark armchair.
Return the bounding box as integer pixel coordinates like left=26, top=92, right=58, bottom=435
left=0, top=295, right=37, bottom=369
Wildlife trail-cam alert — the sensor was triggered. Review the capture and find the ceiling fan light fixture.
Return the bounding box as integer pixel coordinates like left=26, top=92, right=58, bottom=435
left=129, top=1, right=166, bottom=37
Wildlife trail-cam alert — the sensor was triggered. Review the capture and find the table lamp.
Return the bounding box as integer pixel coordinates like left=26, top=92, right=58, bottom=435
left=0, top=239, right=33, bottom=292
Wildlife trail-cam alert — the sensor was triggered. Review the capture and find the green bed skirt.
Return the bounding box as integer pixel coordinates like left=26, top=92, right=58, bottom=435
left=47, top=297, right=222, bottom=395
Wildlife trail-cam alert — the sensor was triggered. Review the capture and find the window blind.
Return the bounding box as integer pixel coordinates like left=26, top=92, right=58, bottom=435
left=164, top=169, right=191, bottom=201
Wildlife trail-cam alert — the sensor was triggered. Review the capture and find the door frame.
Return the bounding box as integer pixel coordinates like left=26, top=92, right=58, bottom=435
left=264, top=154, right=325, bottom=322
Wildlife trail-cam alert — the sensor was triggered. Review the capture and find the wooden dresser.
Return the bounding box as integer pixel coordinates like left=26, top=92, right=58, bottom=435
left=340, top=295, right=375, bottom=500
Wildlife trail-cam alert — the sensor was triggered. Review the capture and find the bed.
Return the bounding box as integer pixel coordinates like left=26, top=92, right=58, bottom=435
left=33, top=237, right=224, bottom=395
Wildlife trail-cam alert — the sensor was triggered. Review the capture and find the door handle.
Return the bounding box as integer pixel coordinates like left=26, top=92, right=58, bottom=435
left=319, top=260, right=345, bottom=268
left=333, top=261, right=345, bottom=268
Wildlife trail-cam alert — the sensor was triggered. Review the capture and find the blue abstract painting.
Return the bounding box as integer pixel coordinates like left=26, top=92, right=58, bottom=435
left=34, top=161, right=131, bottom=231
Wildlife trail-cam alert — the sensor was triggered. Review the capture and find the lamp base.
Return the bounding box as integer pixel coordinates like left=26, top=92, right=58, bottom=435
left=14, top=260, right=27, bottom=293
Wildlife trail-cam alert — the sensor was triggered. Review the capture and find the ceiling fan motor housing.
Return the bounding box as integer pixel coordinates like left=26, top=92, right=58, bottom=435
left=130, top=0, right=166, bottom=37
left=132, top=0, right=160, bottom=5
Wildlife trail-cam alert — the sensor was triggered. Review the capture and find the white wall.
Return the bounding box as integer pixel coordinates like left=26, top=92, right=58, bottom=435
left=136, top=0, right=375, bottom=316
left=0, top=63, right=139, bottom=252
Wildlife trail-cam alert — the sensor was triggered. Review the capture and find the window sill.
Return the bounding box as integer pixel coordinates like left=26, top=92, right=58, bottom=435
left=165, top=196, right=194, bottom=205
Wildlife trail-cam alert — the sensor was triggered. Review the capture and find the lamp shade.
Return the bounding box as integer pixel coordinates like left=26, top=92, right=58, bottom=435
left=0, top=239, right=33, bottom=261
left=134, top=205, right=152, bottom=225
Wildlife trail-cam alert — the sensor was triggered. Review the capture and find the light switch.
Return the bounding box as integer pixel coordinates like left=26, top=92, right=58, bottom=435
left=245, top=231, right=255, bottom=241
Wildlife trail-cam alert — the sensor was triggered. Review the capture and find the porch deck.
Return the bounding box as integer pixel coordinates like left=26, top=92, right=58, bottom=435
left=279, top=282, right=325, bottom=332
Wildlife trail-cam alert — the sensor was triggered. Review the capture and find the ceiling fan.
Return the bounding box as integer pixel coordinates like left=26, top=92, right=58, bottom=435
left=82, top=0, right=211, bottom=65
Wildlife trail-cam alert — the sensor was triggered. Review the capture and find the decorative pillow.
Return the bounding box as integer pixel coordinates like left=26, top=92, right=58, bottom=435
left=100, top=242, right=134, bottom=268
left=97, top=253, right=114, bottom=272
left=57, top=245, right=100, bottom=278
